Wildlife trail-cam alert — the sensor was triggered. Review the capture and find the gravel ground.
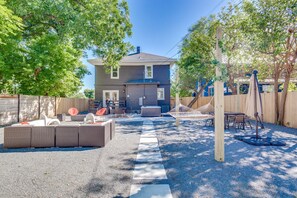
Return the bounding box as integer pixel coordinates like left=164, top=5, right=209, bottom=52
left=154, top=120, right=297, bottom=198
left=0, top=121, right=142, bottom=198
left=1, top=118, right=296, bottom=198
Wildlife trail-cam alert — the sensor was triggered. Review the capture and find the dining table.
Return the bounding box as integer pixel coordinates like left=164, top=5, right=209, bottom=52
left=224, top=112, right=246, bottom=129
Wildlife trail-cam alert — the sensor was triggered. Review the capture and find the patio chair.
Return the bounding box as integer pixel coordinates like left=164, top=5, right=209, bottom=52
left=96, top=108, right=107, bottom=116
left=233, top=115, right=245, bottom=130
left=68, top=107, right=79, bottom=116
left=205, top=114, right=230, bottom=128
left=244, top=115, right=253, bottom=129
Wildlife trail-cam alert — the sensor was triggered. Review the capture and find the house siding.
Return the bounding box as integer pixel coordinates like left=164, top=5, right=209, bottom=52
left=126, top=84, right=158, bottom=112
left=95, top=64, right=171, bottom=112
left=157, top=85, right=171, bottom=106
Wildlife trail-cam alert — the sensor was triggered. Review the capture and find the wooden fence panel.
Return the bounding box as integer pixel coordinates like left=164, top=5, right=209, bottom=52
left=173, top=91, right=297, bottom=128
left=56, top=97, right=89, bottom=114
left=40, top=96, right=55, bottom=117
left=283, top=91, right=297, bottom=128
left=19, top=95, right=39, bottom=121
left=0, top=96, right=18, bottom=125
left=0, top=95, right=89, bottom=126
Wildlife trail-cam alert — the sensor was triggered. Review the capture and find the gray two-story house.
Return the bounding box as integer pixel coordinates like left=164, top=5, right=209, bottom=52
left=88, top=48, right=176, bottom=113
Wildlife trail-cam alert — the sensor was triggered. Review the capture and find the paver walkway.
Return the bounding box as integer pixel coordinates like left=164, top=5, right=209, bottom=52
left=130, top=120, right=173, bottom=198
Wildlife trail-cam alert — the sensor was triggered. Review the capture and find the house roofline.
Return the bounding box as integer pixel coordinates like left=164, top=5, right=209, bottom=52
left=88, top=59, right=176, bottom=67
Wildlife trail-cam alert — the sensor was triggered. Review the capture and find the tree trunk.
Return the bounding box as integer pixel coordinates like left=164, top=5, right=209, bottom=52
left=226, top=61, right=237, bottom=95
left=273, top=75, right=279, bottom=124
left=278, top=72, right=290, bottom=125
left=273, top=59, right=281, bottom=124
left=188, top=85, right=205, bottom=108
left=227, top=79, right=237, bottom=95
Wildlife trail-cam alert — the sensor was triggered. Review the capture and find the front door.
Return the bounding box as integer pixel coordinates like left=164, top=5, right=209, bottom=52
left=103, top=90, right=119, bottom=107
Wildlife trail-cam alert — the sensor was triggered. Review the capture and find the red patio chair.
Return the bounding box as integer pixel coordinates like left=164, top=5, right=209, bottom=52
left=96, top=108, right=107, bottom=116
left=68, top=107, right=79, bottom=116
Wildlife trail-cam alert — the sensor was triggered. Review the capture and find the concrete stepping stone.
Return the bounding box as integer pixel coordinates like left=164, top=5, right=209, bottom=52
left=140, top=137, right=158, bottom=144
left=130, top=184, right=173, bottom=198
left=136, top=151, right=163, bottom=162
left=138, top=143, right=160, bottom=151
left=141, top=132, right=156, bottom=138
left=133, top=164, right=167, bottom=180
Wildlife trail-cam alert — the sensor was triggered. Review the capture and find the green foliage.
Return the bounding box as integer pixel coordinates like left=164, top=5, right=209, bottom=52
left=70, top=92, right=87, bottom=99
left=170, top=80, right=192, bottom=97
left=218, top=2, right=252, bottom=89
left=0, top=0, right=22, bottom=45
left=83, top=88, right=95, bottom=99
left=0, top=0, right=132, bottom=96
left=178, top=16, right=219, bottom=93
left=242, top=0, right=297, bottom=73
left=280, top=82, right=297, bottom=92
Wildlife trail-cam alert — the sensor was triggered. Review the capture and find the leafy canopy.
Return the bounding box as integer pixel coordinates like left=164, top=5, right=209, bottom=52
left=83, top=89, right=95, bottom=99
left=178, top=16, right=219, bottom=93
left=0, top=0, right=132, bottom=96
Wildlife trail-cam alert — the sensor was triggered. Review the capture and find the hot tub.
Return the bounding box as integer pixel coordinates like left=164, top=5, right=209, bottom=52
left=141, top=106, right=161, bottom=117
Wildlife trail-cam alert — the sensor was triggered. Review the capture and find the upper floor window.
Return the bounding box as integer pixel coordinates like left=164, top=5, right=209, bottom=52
left=111, top=67, right=119, bottom=79
left=145, top=65, right=153, bottom=79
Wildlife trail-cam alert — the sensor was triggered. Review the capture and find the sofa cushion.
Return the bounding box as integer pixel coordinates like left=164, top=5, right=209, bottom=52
left=4, top=126, right=32, bottom=148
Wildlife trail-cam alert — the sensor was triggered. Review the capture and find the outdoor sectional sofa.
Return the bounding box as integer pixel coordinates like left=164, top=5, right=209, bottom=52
left=3, top=119, right=115, bottom=149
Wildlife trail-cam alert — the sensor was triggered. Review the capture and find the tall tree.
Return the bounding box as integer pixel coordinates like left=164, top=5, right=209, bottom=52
left=178, top=16, right=218, bottom=107
left=0, top=0, right=22, bottom=45
left=219, top=3, right=252, bottom=94
left=0, top=0, right=23, bottom=94
left=1, top=0, right=132, bottom=96
left=242, top=0, right=297, bottom=124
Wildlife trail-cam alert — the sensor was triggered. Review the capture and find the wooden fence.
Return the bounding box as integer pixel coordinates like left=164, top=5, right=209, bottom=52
left=0, top=95, right=89, bottom=126
left=171, top=91, right=297, bottom=128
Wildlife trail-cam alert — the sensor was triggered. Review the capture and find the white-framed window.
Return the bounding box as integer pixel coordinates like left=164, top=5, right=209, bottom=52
left=157, top=88, right=165, bottom=100
left=111, top=67, right=119, bottom=79
left=145, top=65, right=153, bottom=79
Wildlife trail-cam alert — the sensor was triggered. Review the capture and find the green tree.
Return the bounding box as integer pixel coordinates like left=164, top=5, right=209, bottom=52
left=71, top=92, right=87, bottom=99
left=0, top=0, right=22, bottom=45
left=178, top=16, right=218, bottom=107
left=219, top=3, right=252, bottom=94
left=1, top=0, right=132, bottom=96
left=84, top=88, right=95, bottom=99
left=0, top=0, right=23, bottom=94
left=242, top=0, right=297, bottom=124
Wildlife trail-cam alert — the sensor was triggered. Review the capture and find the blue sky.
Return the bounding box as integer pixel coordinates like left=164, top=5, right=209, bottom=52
left=82, top=0, right=233, bottom=90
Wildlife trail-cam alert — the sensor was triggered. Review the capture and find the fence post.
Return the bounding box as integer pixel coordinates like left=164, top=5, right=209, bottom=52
left=17, top=94, right=20, bottom=122
left=54, top=96, right=57, bottom=116
left=38, top=96, right=41, bottom=119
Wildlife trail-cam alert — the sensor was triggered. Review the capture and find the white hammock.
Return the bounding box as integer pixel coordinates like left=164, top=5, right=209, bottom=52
left=169, top=99, right=214, bottom=120
left=195, top=97, right=214, bottom=113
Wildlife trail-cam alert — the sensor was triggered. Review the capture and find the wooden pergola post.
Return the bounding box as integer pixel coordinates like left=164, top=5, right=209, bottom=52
left=214, top=26, right=225, bottom=162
